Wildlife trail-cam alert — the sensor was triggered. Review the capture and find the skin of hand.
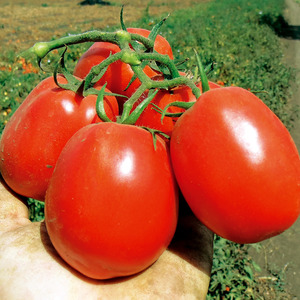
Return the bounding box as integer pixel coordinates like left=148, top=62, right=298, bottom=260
left=0, top=176, right=214, bottom=300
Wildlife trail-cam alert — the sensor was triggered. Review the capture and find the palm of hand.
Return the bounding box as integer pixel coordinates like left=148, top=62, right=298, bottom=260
left=0, top=177, right=213, bottom=300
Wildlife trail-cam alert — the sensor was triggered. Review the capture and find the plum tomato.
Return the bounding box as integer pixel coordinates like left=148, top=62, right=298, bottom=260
left=0, top=75, right=118, bottom=200
left=45, top=122, right=178, bottom=279
left=170, top=86, right=300, bottom=244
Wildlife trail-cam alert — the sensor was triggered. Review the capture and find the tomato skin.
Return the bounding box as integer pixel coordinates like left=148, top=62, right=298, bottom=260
left=0, top=76, right=118, bottom=200
left=170, top=86, right=300, bottom=244
left=73, top=28, right=174, bottom=102
left=45, top=123, right=178, bottom=279
left=134, top=77, right=220, bottom=135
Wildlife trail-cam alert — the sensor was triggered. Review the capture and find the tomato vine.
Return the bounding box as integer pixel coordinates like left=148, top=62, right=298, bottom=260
left=22, top=13, right=203, bottom=127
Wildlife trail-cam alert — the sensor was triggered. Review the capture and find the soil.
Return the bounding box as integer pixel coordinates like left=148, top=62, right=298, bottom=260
left=0, top=0, right=207, bottom=52
left=0, top=0, right=299, bottom=298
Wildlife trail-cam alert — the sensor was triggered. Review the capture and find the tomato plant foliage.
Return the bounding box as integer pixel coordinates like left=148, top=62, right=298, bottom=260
left=73, top=27, right=174, bottom=104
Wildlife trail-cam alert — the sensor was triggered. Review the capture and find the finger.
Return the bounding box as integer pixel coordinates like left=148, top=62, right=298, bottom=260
left=0, top=176, right=30, bottom=232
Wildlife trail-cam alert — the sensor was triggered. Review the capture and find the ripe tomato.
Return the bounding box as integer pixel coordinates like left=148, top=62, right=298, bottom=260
left=45, top=122, right=178, bottom=279
left=170, top=86, right=300, bottom=244
left=0, top=76, right=118, bottom=201
left=134, top=76, right=220, bottom=136
left=73, top=28, right=174, bottom=102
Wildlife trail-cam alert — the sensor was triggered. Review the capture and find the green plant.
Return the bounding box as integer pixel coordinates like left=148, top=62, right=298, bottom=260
left=27, top=198, right=45, bottom=222
left=207, top=236, right=262, bottom=299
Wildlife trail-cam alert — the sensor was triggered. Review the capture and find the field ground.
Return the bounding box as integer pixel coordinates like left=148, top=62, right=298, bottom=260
left=0, top=0, right=300, bottom=298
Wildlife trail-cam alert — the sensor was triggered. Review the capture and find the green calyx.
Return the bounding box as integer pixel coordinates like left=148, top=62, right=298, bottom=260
left=140, top=126, right=170, bottom=151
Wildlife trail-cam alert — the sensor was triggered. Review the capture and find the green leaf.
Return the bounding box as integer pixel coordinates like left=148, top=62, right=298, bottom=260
left=148, top=14, right=169, bottom=44
left=244, top=266, right=254, bottom=280
left=251, top=261, right=262, bottom=273
left=53, top=47, right=82, bottom=93
left=95, top=84, right=111, bottom=122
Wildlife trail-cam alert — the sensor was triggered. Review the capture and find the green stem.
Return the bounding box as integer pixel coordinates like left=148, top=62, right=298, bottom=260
left=120, top=84, right=147, bottom=123
left=160, top=101, right=195, bottom=121
left=83, top=51, right=124, bottom=91
left=95, top=84, right=111, bottom=123
left=32, top=31, right=116, bottom=58
left=150, top=76, right=201, bottom=99
left=194, top=49, right=210, bottom=93
left=119, top=61, right=201, bottom=123
left=138, top=52, right=181, bottom=79
left=140, top=126, right=170, bottom=151
left=24, top=26, right=203, bottom=126
left=129, top=33, right=154, bottom=51
left=123, top=89, right=159, bottom=125
left=134, top=52, right=201, bottom=98
left=27, top=30, right=154, bottom=60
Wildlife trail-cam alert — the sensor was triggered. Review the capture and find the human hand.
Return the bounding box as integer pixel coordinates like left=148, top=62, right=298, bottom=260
left=0, top=176, right=213, bottom=300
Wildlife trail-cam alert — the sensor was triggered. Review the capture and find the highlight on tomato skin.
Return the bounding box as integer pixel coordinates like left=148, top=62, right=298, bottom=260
left=170, top=86, right=300, bottom=244
left=45, top=122, right=179, bottom=280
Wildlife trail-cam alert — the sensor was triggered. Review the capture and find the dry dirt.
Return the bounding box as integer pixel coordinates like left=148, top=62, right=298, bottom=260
left=0, top=0, right=300, bottom=299
left=0, top=0, right=204, bottom=52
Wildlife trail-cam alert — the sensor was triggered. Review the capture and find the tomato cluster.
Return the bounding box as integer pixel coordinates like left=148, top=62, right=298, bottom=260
left=1, top=24, right=300, bottom=280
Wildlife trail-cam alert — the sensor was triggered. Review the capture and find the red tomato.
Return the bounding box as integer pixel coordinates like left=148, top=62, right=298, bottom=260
left=45, top=122, right=178, bottom=279
left=170, top=86, right=300, bottom=244
left=73, top=28, right=174, bottom=102
left=134, top=76, right=220, bottom=136
left=0, top=76, right=118, bottom=200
